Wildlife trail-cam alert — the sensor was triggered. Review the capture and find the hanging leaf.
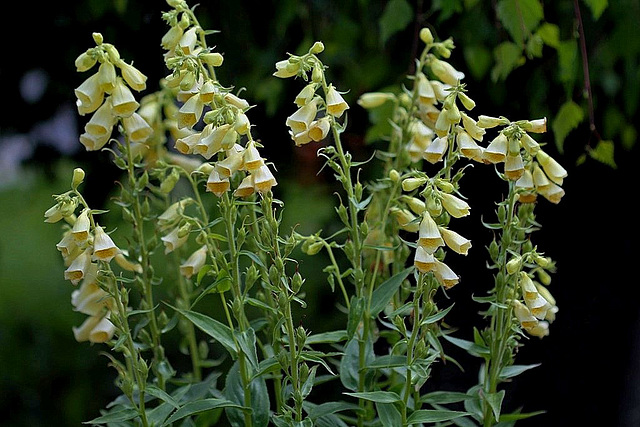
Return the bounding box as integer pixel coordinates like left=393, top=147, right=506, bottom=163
left=496, top=0, right=544, bottom=46
left=379, top=0, right=413, bottom=45
left=163, top=398, right=244, bottom=426
left=369, top=267, right=413, bottom=317
left=376, top=402, right=402, bottom=427
left=491, top=42, right=525, bottom=81
left=224, top=360, right=270, bottom=427
left=552, top=100, right=584, bottom=153
left=583, top=0, right=608, bottom=19
left=587, top=140, right=617, bottom=168
left=170, top=305, right=237, bottom=357
left=536, top=22, right=560, bottom=48
left=499, top=363, right=541, bottom=379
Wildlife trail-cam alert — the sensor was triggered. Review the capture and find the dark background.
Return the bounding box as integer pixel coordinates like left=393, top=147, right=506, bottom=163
left=0, top=1, right=638, bottom=426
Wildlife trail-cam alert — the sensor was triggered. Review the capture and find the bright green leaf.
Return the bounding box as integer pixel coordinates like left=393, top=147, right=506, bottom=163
left=376, top=402, right=402, bottom=427
left=484, top=390, right=506, bottom=421
left=536, top=22, right=560, bottom=48
left=171, top=305, right=237, bottom=357
left=164, top=399, right=243, bottom=426
left=83, top=408, right=139, bottom=424
left=344, top=391, right=402, bottom=404
left=491, top=42, right=525, bottom=81
left=369, top=267, right=413, bottom=317
left=552, top=100, right=584, bottom=153
left=587, top=140, right=617, bottom=168
left=379, top=0, right=413, bottom=45
left=497, top=0, right=544, bottom=45
left=406, top=409, right=469, bottom=423
left=499, top=363, right=541, bottom=379
left=583, top=0, right=608, bottom=19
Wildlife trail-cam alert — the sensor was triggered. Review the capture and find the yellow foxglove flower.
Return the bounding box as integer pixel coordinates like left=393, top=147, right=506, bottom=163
left=461, top=113, right=485, bottom=141
left=234, top=111, right=251, bottom=135
left=97, top=61, right=117, bottom=93
left=114, top=252, right=143, bottom=274
left=423, top=136, right=448, bottom=164
left=532, top=163, right=550, bottom=188
left=309, top=117, right=331, bottom=142
left=525, top=320, right=550, bottom=338
left=177, top=93, right=204, bottom=129
left=403, top=196, right=426, bottom=215
left=75, top=51, right=97, bottom=72
left=402, top=177, right=427, bottom=192
left=457, top=131, right=483, bottom=161
left=537, top=181, right=565, bottom=204
left=73, top=313, right=115, bottom=343
left=390, top=207, right=420, bottom=232
left=418, top=213, right=444, bottom=253
left=161, top=25, right=183, bottom=50
left=79, top=130, right=111, bottom=151
left=414, top=246, right=436, bottom=273
left=326, top=85, right=349, bottom=118
left=516, top=169, right=536, bottom=203
left=234, top=174, right=255, bottom=198
left=178, top=27, right=198, bottom=54
left=519, top=133, right=540, bottom=155
left=71, top=281, right=110, bottom=316
left=512, top=300, right=538, bottom=330
left=72, top=210, right=91, bottom=242
left=92, top=225, right=119, bottom=262
left=224, top=92, right=250, bottom=110
left=197, top=80, right=216, bottom=104
left=519, top=273, right=551, bottom=320
left=429, top=80, right=450, bottom=102
left=206, top=169, right=231, bottom=197
left=243, top=141, right=264, bottom=170
left=407, top=140, right=426, bottom=163
left=216, top=151, right=245, bottom=178
left=440, top=193, right=470, bottom=218
left=357, top=92, right=394, bottom=109
left=411, top=120, right=435, bottom=147
left=85, top=99, right=116, bottom=138
left=504, top=153, right=525, bottom=181
left=430, top=58, right=465, bottom=86
left=56, top=232, right=78, bottom=259
left=176, top=73, right=203, bottom=102
left=158, top=199, right=192, bottom=230
left=295, top=83, right=318, bottom=107
left=111, top=79, right=139, bottom=118
left=44, top=204, right=65, bottom=224
left=252, top=165, right=277, bottom=193
left=526, top=117, right=547, bottom=133
left=180, top=246, right=208, bottom=279
left=477, top=115, right=506, bottom=129
left=123, top=112, right=153, bottom=143
left=434, top=108, right=450, bottom=137
left=291, top=129, right=312, bottom=146
left=194, top=124, right=229, bottom=159
left=439, top=227, right=471, bottom=255
left=161, top=226, right=189, bottom=254
left=484, top=133, right=508, bottom=164
left=415, top=73, right=436, bottom=105
left=286, top=99, right=318, bottom=134
left=117, top=60, right=147, bottom=92
left=432, top=259, right=459, bottom=289
left=175, top=131, right=201, bottom=155
left=274, top=59, right=300, bottom=78
left=536, top=150, right=567, bottom=185
left=75, top=73, right=105, bottom=116
left=64, top=248, right=93, bottom=285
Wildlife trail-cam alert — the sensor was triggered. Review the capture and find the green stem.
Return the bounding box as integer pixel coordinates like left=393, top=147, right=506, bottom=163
left=175, top=266, right=202, bottom=381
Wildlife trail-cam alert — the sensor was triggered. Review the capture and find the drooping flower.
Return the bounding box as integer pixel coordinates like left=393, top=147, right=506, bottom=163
left=117, top=60, right=147, bottom=92
left=417, top=213, right=444, bottom=254
left=161, top=226, right=189, bottom=254
left=326, top=85, right=349, bottom=118
left=439, top=227, right=471, bottom=255
left=92, top=225, right=119, bottom=262
left=252, top=165, right=277, bottom=193
left=180, top=246, right=208, bottom=279
left=206, top=169, right=231, bottom=197
left=64, top=248, right=94, bottom=285
left=440, top=193, right=470, bottom=218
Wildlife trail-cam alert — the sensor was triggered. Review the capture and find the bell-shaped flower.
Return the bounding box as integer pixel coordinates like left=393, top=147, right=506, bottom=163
left=234, top=111, right=251, bottom=135
left=75, top=51, right=97, bottom=72
left=80, top=131, right=111, bottom=151
left=504, top=153, right=525, bottom=181
left=439, top=227, right=471, bottom=255
left=295, top=83, right=319, bottom=107
left=224, top=92, right=250, bottom=110
left=326, top=85, right=349, bottom=118
left=519, top=273, right=551, bottom=320
left=97, top=61, right=117, bottom=93
left=537, top=181, right=565, bottom=204
left=111, top=79, right=139, bottom=118
left=216, top=150, right=245, bottom=178
left=512, top=300, right=538, bottom=331
left=415, top=73, right=436, bottom=105
left=430, top=58, right=465, bottom=86
left=122, top=112, right=153, bottom=143
left=117, top=60, right=147, bottom=92
left=273, top=58, right=300, bottom=78
left=114, top=252, right=143, bottom=274
left=520, top=133, right=540, bottom=155
left=484, top=133, right=508, bottom=164
left=85, top=99, right=116, bottom=138
left=177, top=93, right=204, bottom=129
left=180, top=245, right=208, bottom=279
left=161, top=25, right=183, bottom=50
left=161, top=226, right=189, bottom=254
left=72, top=209, right=91, bottom=242
left=461, top=113, right=485, bottom=141
left=73, top=312, right=116, bottom=343
left=434, top=108, right=450, bottom=137
left=178, top=27, right=198, bottom=54
left=195, top=124, right=231, bottom=159
left=64, top=248, right=94, bottom=285
left=243, top=141, right=264, bottom=170
left=356, top=92, right=394, bottom=109
left=206, top=169, right=231, bottom=197
left=390, top=207, right=420, bottom=232
left=157, top=199, right=193, bottom=231
left=404, top=196, right=426, bottom=215
left=423, top=136, right=448, bottom=164
left=44, top=204, right=65, bottom=224
left=75, top=73, right=105, bottom=116
left=526, top=117, right=547, bottom=133
left=429, top=80, right=450, bottom=102
left=234, top=174, right=255, bottom=198
left=433, top=259, right=459, bottom=289
left=410, top=120, right=435, bottom=147
left=477, top=115, right=505, bottom=129
left=535, top=283, right=559, bottom=322
left=56, top=232, right=78, bottom=259
left=457, top=131, right=483, bottom=161
left=71, top=280, right=111, bottom=316
left=291, top=129, right=312, bottom=146
left=525, top=320, right=550, bottom=338
left=253, top=165, right=277, bottom=193
left=92, top=225, right=119, bottom=262
left=286, top=99, right=318, bottom=134
left=175, top=131, right=201, bottom=155
left=516, top=169, right=536, bottom=203
left=414, top=246, right=436, bottom=273
left=536, top=150, right=567, bottom=185
left=418, top=213, right=444, bottom=254
left=440, top=193, right=470, bottom=218
left=309, top=117, right=331, bottom=142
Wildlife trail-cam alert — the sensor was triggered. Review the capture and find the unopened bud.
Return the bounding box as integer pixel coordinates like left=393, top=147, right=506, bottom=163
left=92, top=32, right=103, bottom=45
left=389, top=169, right=401, bottom=183
left=71, top=168, right=85, bottom=189
left=419, top=28, right=434, bottom=44
left=310, top=41, right=325, bottom=54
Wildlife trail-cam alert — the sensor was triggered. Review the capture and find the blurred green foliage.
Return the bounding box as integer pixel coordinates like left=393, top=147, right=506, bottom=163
left=1, top=0, right=638, bottom=425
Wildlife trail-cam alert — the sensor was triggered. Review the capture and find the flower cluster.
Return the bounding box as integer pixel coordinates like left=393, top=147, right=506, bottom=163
left=74, top=33, right=151, bottom=151
left=160, top=2, right=276, bottom=197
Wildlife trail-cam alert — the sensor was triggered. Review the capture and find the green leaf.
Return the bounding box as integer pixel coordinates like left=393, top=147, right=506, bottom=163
left=583, top=0, right=608, bottom=19
left=344, top=391, right=402, bottom=404
left=484, top=390, right=506, bottom=421
left=369, top=267, right=413, bottom=317
left=376, top=402, right=402, bottom=427
left=491, top=42, right=525, bottom=81
left=146, top=384, right=180, bottom=409
left=239, top=250, right=267, bottom=269
left=164, top=398, right=244, bottom=426
left=536, top=22, right=560, bottom=48
left=304, top=401, right=362, bottom=420
left=366, top=354, right=407, bottom=369
left=421, top=304, right=454, bottom=326
left=499, top=363, right=541, bottom=379
left=83, top=408, right=138, bottom=424
left=224, top=360, right=270, bottom=427
left=406, top=409, right=469, bottom=423
left=587, top=140, right=617, bottom=168
left=301, top=365, right=318, bottom=398
left=171, top=305, right=237, bottom=357
left=496, top=0, right=544, bottom=46
left=552, top=100, right=584, bottom=153
left=463, top=44, right=493, bottom=80
left=557, top=39, right=579, bottom=87
left=306, top=330, right=347, bottom=345
left=442, top=334, right=490, bottom=358
left=347, top=296, right=365, bottom=340
left=339, top=337, right=373, bottom=391
left=236, top=328, right=259, bottom=370
left=421, top=391, right=473, bottom=404
left=379, top=0, right=413, bottom=45
left=499, top=410, right=546, bottom=421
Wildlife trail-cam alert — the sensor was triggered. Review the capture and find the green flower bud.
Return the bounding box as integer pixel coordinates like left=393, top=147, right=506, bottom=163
left=312, top=63, right=323, bottom=83
left=92, top=32, right=103, bottom=45
left=310, top=41, right=325, bottom=54
left=389, top=169, right=401, bottom=183
left=71, top=168, right=85, bottom=190
left=201, top=52, right=224, bottom=67
left=419, top=28, right=434, bottom=44
left=506, top=255, right=522, bottom=275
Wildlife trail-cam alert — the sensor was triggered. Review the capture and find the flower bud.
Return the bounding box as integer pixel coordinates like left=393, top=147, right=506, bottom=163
left=506, top=255, right=522, bottom=275
left=92, top=32, right=103, bottom=45
left=75, top=51, right=97, bottom=72
left=389, top=169, right=401, bottom=182
left=357, top=92, right=394, bottom=109
left=402, top=177, right=427, bottom=192
left=419, top=28, right=434, bottom=44
left=72, top=168, right=85, bottom=190
left=310, top=41, right=325, bottom=54
left=201, top=52, right=224, bottom=67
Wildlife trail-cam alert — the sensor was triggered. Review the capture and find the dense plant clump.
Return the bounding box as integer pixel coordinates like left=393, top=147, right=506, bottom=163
left=45, top=1, right=568, bottom=425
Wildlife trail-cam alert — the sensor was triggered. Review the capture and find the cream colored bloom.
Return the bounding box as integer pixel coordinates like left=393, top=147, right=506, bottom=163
left=430, top=58, right=465, bottom=86
left=117, top=60, right=147, bottom=91
left=391, top=207, right=420, bottom=232
left=274, top=59, right=300, bottom=78
left=309, top=117, right=331, bottom=142
left=206, top=169, right=231, bottom=197
left=177, top=94, right=204, bottom=129
left=158, top=199, right=192, bottom=230
left=440, top=193, right=470, bottom=218
left=75, top=51, right=97, bottom=72
left=234, top=111, right=251, bottom=135
left=178, top=27, right=198, bottom=55
left=536, top=150, right=567, bottom=185
left=56, top=232, right=78, bottom=259
left=180, top=246, right=208, bottom=279
left=97, top=61, right=117, bottom=93
left=415, top=73, right=436, bottom=105
left=234, top=174, right=255, bottom=198
left=64, top=248, right=93, bottom=285
left=457, top=131, right=483, bottom=161
left=195, top=124, right=234, bottom=159
left=504, top=153, right=525, bottom=181
left=224, top=93, right=250, bottom=110
left=295, top=83, right=318, bottom=107
left=114, top=252, right=143, bottom=273
left=243, top=141, right=264, bottom=170
left=75, top=73, right=104, bottom=116
left=85, top=99, right=116, bottom=138
left=252, top=165, right=277, bottom=193
left=73, top=312, right=116, bottom=343
left=512, top=300, right=538, bottom=330
left=519, top=133, right=540, bottom=155
left=414, top=245, right=436, bottom=273
left=286, top=99, right=318, bottom=134
left=291, top=129, right=312, bottom=146
left=423, top=136, right=448, bottom=164
left=92, top=225, right=119, bottom=262
left=432, top=259, right=459, bottom=289
left=515, top=169, right=536, bottom=203
left=526, top=118, right=547, bottom=133
left=71, top=280, right=111, bottom=316
left=439, top=227, right=471, bottom=255
left=123, top=112, right=153, bottom=143
left=418, top=213, right=444, bottom=254
left=216, top=151, right=245, bottom=178
left=519, top=273, right=551, bottom=320
left=72, top=210, right=91, bottom=242
left=111, top=79, right=139, bottom=118
left=175, top=131, right=201, bottom=155
left=537, top=181, right=565, bottom=204
left=161, top=25, right=183, bottom=50
left=161, top=226, right=189, bottom=254
left=477, top=115, right=505, bottom=129
left=484, top=133, right=508, bottom=164
left=461, top=113, right=485, bottom=141
left=357, top=92, right=394, bottom=109
left=326, top=85, right=349, bottom=118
